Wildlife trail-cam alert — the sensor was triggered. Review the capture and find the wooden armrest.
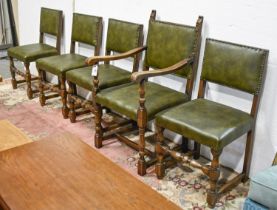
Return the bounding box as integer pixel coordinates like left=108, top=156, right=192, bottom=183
left=86, top=46, right=147, bottom=65
left=131, top=57, right=193, bottom=82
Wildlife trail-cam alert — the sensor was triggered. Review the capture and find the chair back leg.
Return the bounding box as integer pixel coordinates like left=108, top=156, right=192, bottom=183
left=193, top=142, right=201, bottom=159
left=9, top=57, right=17, bottom=89
left=67, top=81, right=77, bottom=123
left=94, top=103, right=103, bottom=148
left=38, top=68, right=46, bottom=106
left=242, top=130, right=254, bottom=182
left=60, top=75, right=69, bottom=119
left=181, top=137, right=189, bottom=153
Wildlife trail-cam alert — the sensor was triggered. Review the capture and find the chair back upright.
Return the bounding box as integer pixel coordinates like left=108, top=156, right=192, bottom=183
left=200, top=39, right=268, bottom=116
left=144, top=10, right=203, bottom=98
left=70, top=13, right=103, bottom=56
left=105, top=18, right=144, bottom=72
left=39, top=7, right=63, bottom=53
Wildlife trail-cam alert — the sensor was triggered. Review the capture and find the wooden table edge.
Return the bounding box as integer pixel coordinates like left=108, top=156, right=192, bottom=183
left=0, top=132, right=181, bottom=210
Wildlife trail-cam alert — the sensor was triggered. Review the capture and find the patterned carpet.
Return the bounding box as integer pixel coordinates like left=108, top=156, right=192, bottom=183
left=0, top=79, right=248, bottom=209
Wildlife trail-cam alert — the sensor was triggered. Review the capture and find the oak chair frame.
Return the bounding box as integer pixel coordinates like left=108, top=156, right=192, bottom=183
left=67, top=19, right=144, bottom=123
left=37, top=14, right=103, bottom=119
left=155, top=39, right=269, bottom=208
left=273, top=152, right=277, bottom=166
left=90, top=10, right=203, bottom=176
left=9, top=8, right=63, bottom=99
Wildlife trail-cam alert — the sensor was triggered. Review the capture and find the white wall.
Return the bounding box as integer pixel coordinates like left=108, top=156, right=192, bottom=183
left=11, top=0, right=19, bottom=42
left=17, top=0, right=277, bottom=176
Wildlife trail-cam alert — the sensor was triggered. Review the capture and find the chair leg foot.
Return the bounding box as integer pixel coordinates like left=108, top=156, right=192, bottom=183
left=27, top=88, right=33, bottom=100
left=62, top=107, right=69, bottom=119
left=155, top=163, right=165, bottom=179
left=242, top=175, right=249, bottom=183
left=69, top=112, right=76, bottom=123
left=39, top=95, right=46, bottom=106
left=207, top=190, right=218, bottom=208
left=95, top=137, right=102, bottom=148
left=11, top=79, right=17, bottom=89
left=138, top=159, right=146, bottom=176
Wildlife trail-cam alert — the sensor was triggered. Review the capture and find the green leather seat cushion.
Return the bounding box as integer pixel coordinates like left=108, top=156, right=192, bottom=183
left=96, top=82, right=189, bottom=121
left=248, top=165, right=277, bottom=209
left=36, top=54, right=87, bottom=76
left=8, top=43, right=58, bottom=63
left=156, top=99, right=253, bottom=150
left=66, top=64, right=131, bottom=90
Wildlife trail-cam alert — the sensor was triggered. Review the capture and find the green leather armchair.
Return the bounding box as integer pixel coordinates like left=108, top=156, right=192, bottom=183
left=65, top=18, right=144, bottom=123
left=92, top=10, right=203, bottom=176
left=154, top=38, right=269, bottom=208
left=36, top=13, right=103, bottom=119
left=8, top=7, right=63, bottom=99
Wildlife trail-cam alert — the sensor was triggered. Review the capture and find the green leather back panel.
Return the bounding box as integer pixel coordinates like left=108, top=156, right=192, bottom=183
left=40, top=7, right=62, bottom=36
left=106, top=19, right=143, bottom=53
left=145, top=20, right=196, bottom=78
left=201, top=39, right=268, bottom=95
left=72, top=13, right=102, bottom=46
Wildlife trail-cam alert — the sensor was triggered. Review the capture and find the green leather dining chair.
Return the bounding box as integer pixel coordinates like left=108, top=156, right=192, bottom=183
left=36, top=13, right=103, bottom=119
left=87, top=10, right=203, bottom=176
left=8, top=7, right=63, bottom=99
left=65, top=18, right=144, bottom=123
left=154, top=38, right=268, bottom=208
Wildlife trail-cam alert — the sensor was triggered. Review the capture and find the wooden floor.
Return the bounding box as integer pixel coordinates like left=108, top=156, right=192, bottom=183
left=0, top=120, right=32, bottom=152
left=0, top=132, right=181, bottom=210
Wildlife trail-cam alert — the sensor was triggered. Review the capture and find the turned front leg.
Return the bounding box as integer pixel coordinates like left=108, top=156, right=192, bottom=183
left=38, top=69, right=46, bottom=106
left=137, top=80, right=147, bottom=176
left=67, top=81, right=76, bottom=123
left=94, top=103, right=103, bottom=148
left=9, top=57, right=17, bottom=89
left=24, top=62, right=33, bottom=99
left=207, top=149, right=222, bottom=208
left=60, top=75, right=69, bottom=119
left=92, top=75, right=103, bottom=148
left=155, top=124, right=165, bottom=179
